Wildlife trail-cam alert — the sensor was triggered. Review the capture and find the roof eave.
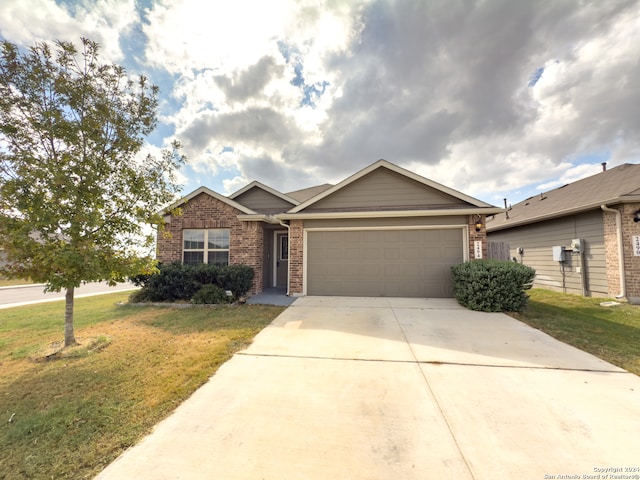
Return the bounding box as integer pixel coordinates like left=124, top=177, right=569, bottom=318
left=277, top=207, right=505, bottom=221
left=487, top=196, right=630, bottom=232
left=229, top=181, right=299, bottom=206
left=236, top=214, right=281, bottom=224
left=160, top=186, right=257, bottom=216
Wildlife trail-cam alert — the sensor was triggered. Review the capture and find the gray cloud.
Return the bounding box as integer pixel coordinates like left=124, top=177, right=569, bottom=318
left=180, top=106, right=299, bottom=153
left=214, top=56, right=284, bottom=103
left=283, top=0, right=640, bottom=195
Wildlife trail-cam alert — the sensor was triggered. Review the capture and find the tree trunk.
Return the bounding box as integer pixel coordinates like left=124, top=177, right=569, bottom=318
left=64, top=287, right=77, bottom=347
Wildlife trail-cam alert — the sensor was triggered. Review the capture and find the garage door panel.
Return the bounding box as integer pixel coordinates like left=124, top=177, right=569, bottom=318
left=363, top=264, right=382, bottom=276
left=383, top=247, right=400, bottom=260
left=307, top=228, right=464, bottom=297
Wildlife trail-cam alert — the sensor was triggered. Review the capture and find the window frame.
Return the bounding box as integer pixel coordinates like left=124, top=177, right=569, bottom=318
left=279, top=234, right=289, bottom=261
left=182, top=229, right=230, bottom=266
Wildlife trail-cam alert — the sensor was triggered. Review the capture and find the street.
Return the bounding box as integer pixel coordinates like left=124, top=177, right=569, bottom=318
left=0, top=282, right=138, bottom=309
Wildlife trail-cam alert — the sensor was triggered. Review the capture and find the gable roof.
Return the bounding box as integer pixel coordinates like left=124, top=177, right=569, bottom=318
left=487, top=163, right=640, bottom=232
left=286, top=183, right=333, bottom=203
left=228, top=180, right=299, bottom=206
left=287, top=159, right=496, bottom=214
left=161, top=186, right=257, bottom=216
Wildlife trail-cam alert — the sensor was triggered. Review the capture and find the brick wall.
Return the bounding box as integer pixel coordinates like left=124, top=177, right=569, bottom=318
left=157, top=192, right=264, bottom=294
left=468, top=214, right=488, bottom=260
left=288, top=220, right=304, bottom=295
left=602, top=203, right=640, bottom=303
left=620, top=203, right=640, bottom=302
left=602, top=208, right=620, bottom=297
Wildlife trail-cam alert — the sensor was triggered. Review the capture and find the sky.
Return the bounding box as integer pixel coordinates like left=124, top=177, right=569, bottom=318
left=1, top=0, right=639, bottom=207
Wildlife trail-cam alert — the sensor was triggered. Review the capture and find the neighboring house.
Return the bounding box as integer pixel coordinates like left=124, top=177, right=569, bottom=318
left=487, top=163, right=640, bottom=304
left=157, top=159, right=502, bottom=298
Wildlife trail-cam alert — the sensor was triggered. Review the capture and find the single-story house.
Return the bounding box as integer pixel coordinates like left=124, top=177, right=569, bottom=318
left=486, top=163, right=640, bottom=304
left=157, top=159, right=503, bottom=298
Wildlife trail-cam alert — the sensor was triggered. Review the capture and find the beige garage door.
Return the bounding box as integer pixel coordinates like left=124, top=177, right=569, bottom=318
left=306, top=228, right=464, bottom=297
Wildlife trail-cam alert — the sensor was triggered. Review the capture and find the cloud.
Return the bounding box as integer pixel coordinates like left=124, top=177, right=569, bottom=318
left=0, top=0, right=137, bottom=63
left=214, top=56, right=285, bottom=103
left=142, top=0, right=369, bottom=191
left=2, top=0, right=639, bottom=204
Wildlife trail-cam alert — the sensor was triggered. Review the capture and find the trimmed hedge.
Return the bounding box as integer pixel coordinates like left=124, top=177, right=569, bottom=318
left=130, top=262, right=254, bottom=304
left=451, top=260, right=535, bottom=312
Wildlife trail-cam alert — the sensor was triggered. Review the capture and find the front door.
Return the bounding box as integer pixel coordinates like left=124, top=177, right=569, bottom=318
left=275, top=231, right=288, bottom=288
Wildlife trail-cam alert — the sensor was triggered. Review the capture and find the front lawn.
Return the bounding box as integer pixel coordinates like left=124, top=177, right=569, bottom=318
left=0, top=293, right=284, bottom=479
left=511, top=289, right=640, bottom=376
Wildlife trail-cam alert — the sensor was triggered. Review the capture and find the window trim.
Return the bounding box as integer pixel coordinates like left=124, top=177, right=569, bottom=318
left=183, top=229, right=230, bottom=265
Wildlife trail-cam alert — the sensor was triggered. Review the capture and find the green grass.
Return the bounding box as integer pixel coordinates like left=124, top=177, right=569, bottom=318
left=0, top=293, right=285, bottom=480
left=511, top=289, right=640, bottom=375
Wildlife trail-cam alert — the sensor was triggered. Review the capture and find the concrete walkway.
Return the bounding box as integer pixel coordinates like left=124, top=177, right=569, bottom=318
left=95, top=297, right=640, bottom=480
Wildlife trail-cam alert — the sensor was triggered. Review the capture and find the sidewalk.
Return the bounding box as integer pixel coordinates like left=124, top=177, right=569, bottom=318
left=0, top=282, right=138, bottom=309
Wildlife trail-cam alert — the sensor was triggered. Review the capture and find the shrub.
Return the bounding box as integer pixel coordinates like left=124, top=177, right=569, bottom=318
left=131, top=262, right=255, bottom=303
left=451, top=260, right=535, bottom=312
left=128, top=273, right=151, bottom=287
left=141, top=262, right=200, bottom=302
left=218, top=264, right=254, bottom=300
left=191, top=263, right=221, bottom=286
left=191, top=284, right=233, bottom=304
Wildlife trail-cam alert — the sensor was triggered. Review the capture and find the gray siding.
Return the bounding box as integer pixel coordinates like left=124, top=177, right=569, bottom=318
left=233, top=188, right=294, bottom=213
left=304, top=216, right=468, bottom=229
left=307, top=168, right=472, bottom=212
left=488, top=210, right=607, bottom=296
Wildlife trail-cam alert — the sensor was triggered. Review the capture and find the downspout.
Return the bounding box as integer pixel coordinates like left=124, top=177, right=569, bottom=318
left=278, top=219, right=291, bottom=296
left=601, top=205, right=626, bottom=299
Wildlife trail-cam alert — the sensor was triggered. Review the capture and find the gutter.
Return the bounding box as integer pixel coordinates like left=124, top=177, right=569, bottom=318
left=600, top=205, right=626, bottom=299
left=277, top=207, right=505, bottom=221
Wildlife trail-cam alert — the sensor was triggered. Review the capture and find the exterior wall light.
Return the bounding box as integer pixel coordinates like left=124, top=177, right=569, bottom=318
left=634, top=209, right=640, bottom=223
left=475, top=216, right=483, bottom=232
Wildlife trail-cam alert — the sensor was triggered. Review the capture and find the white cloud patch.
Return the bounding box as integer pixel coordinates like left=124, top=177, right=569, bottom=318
left=0, top=0, right=137, bottom=62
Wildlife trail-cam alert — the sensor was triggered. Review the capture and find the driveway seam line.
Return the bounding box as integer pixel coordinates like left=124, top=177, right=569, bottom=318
left=236, top=352, right=628, bottom=374
left=389, top=306, right=478, bottom=480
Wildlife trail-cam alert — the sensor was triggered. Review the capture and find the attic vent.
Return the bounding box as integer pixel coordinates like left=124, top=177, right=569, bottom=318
left=558, top=184, right=569, bottom=189
left=525, top=202, right=530, bottom=206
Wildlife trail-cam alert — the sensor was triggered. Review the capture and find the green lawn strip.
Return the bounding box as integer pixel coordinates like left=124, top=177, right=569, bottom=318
left=0, top=293, right=284, bottom=480
left=511, top=289, right=640, bottom=376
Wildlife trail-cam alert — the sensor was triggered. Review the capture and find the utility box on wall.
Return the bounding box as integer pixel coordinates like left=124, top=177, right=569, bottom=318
left=552, top=245, right=566, bottom=262
left=571, top=238, right=583, bottom=254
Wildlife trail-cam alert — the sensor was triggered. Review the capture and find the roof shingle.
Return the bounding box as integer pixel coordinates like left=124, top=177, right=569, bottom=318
left=487, top=163, right=640, bottom=232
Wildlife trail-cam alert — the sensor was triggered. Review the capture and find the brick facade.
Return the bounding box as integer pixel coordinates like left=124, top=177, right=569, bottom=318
left=288, top=219, right=305, bottom=295
left=157, top=193, right=264, bottom=294
left=602, top=203, right=640, bottom=303
left=468, top=214, right=487, bottom=260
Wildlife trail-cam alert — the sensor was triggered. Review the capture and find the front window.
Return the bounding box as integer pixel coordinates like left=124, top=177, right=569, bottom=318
left=183, top=229, right=230, bottom=266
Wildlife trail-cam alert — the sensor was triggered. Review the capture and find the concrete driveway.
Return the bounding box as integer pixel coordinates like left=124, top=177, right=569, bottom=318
left=95, top=297, right=640, bottom=480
